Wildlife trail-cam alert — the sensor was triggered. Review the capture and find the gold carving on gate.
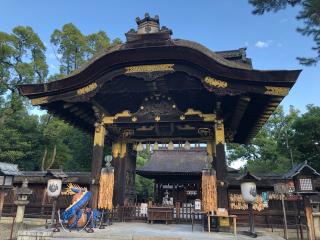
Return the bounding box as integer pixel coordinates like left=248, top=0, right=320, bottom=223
left=112, top=142, right=121, bottom=158
left=202, top=114, right=216, bottom=122
left=77, top=83, right=97, bottom=95
left=204, top=76, right=228, bottom=88
left=215, top=120, right=225, bottom=144
left=184, top=109, right=216, bottom=122
left=114, top=110, right=131, bottom=119
left=93, top=123, right=106, bottom=147
left=31, top=96, right=48, bottom=105
left=185, top=108, right=203, bottom=116
left=102, top=110, right=132, bottom=124
left=125, top=64, right=174, bottom=73
left=264, top=86, right=289, bottom=96
left=112, top=142, right=127, bottom=158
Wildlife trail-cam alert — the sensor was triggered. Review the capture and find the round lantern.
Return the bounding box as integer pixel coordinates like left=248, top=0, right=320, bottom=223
left=47, top=179, right=62, bottom=198
left=240, top=182, right=257, bottom=203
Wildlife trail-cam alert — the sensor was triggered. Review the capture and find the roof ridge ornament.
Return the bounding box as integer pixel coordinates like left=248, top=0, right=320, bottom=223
left=126, top=13, right=172, bottom=42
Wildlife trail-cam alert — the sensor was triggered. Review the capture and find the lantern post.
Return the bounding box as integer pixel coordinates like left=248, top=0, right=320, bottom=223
left=274, top=182, right=289, bottom=239
left=237, top=171, right=261, bottom=238
left=45, top=169, right=67, bottom=230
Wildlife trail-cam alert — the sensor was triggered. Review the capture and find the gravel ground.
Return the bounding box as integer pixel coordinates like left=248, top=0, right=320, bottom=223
left=0, top=223, right=38, bottom=240
left=20, top=222, right=286, bottom=240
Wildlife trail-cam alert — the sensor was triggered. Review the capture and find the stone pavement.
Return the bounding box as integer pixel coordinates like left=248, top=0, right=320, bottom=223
left=17, top=222, right=285, bottom=240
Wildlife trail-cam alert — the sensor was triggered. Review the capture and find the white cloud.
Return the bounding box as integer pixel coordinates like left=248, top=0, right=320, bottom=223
left=255, top=41, right=269, bottom=48
left=50, top=64, right=58, bottom=70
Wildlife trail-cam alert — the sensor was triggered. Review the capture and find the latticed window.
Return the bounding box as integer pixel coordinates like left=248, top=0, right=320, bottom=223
left=299, top=178, right=313, bottom=191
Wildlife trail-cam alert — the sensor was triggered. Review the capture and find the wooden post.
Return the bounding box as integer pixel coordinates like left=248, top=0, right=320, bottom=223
left=304, top=196, right=316, bottom=240
left=0, top=191, right=5, bottom=221
left=90, top=122, right=106, bottom=209
left=281, top=193, right=288, bottom=240
left=124, top=144, right=136, bottom=205
left=112, top=141, right=127, bottom=206
left=214, top=119, right=228, bottom=209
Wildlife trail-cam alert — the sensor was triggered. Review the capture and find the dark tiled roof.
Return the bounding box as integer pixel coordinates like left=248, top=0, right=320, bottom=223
left=46, top=169, right=68, bottom=179
left=0, top=162, right=21, bottom=176
left=136, top=148, right=238, bottom=177
left=283, top=161, right=320, bottom=179
left=14, top=171, right=90, bottom=184
left=216, top=48, right=252, bottom=69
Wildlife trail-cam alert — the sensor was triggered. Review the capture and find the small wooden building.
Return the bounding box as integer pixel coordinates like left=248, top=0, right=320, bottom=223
left=137, top=148, right=238, bottom=204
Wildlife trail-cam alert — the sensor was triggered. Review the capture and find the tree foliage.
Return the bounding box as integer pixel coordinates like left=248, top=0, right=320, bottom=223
left=0, top=26, right=48, bottom=92
left=0, top=24, right=120, bottom=171
left=50, top=23, right=121, bottom=75
left=249, top=0, right=320, bottom=65
left=227, top=105, right=320, bottom=173
left=135, top=146, right=154, bottom=202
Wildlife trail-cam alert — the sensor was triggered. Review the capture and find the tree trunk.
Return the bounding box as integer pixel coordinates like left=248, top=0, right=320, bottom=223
left=41, top=147, right=48, bottom=171
left=45, top=145, right=56, bottom=171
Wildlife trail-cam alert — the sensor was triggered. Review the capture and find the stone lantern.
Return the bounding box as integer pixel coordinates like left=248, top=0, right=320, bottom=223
left=14, top=178, right=32, bottom=223
left=0, top=162, right=21, bottom=220
left=237, top=171, right=261, bottom=238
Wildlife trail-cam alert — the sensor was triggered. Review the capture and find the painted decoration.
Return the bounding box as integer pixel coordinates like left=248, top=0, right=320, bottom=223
left=47, top=179, right=62, bottom=197
left=61, top=183, right=101, bottom=229
left=262, top=192, right=269, bottom=207
left=240, top=182, right=257, bottom=203
left=194, top=199, right=201, bottom=211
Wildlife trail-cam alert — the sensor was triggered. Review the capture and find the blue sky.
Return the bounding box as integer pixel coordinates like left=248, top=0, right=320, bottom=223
left=1, top=0, right=319, bottom=112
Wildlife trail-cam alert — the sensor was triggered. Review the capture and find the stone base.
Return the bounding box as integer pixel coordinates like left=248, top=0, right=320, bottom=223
left=17, top=229, right=53, bottom=240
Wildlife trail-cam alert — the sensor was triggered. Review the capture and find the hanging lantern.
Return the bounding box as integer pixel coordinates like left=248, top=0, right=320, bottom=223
left=133, top=143, right=137, bottom=151
left=153, top=142, right=159, bottom=150
left=184, top=141, right=191, bottom=150
left=47, top=179, right=62, bottom=198
left=136, top=142, right=143, bottom=152
left=168, top=141, right=174, bottom=150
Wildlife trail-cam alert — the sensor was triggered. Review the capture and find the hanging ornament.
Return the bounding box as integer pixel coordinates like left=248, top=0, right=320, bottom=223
left=133, top=143, right=137, bottom=151
left=184, top=141, right=191, bottom=150
left=136, top=142, right=143, bottom=152
left=168, top=141, right=174, bottom=150
left=153, top=142, right=159, bottom=150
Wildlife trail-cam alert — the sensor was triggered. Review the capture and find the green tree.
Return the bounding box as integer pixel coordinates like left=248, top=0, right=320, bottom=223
left=135, top=146, right=154, bottom=202
left=39, top=114, right=92, bottom=171
left=291, top=104, right=320, bottom=170
left=50, top=23, right=122, bottom=75
left=249, top=0, right=320, bottom=65
left=0, top=26, right=48, bottom=91
left=0, top=103, right=43, bottom=170
left=227, top=106, right=299, bottom=173
left=0, top=24, right=119, bottom=172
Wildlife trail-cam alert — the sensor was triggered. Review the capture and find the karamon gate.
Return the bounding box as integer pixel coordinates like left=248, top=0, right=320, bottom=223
left=18, top=14, right=301, bottom=210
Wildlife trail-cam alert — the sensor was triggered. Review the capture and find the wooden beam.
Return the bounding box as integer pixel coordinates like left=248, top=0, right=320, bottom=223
left=230, top=96, right=251, bottom=131
left=214, top=119, right=228, bottom=209
left=90, top=122, right=106, bottom=209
